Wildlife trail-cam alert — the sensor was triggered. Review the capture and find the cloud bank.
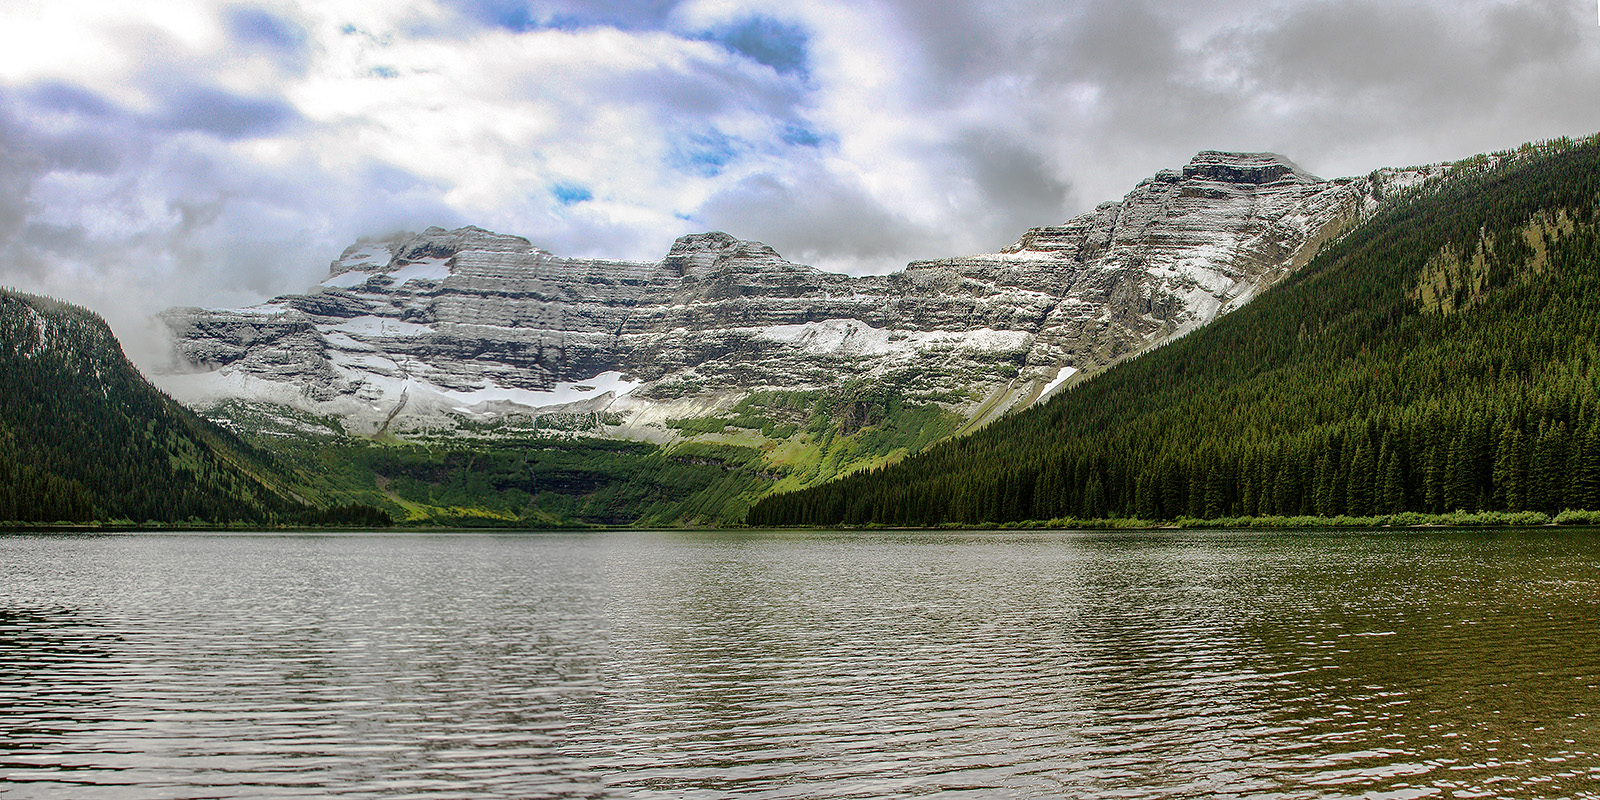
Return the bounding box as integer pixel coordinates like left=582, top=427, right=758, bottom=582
left=0, top=0, right=1596, bottom=364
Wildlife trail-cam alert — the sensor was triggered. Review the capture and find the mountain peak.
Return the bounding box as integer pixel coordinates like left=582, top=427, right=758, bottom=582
left=1182, top=151, right=1320, bottom=185
left=160, top=150, right=1382, bottom=446
left=664, top=231, right=786, bottom=277
left=392, top=225, right=531, bottom=263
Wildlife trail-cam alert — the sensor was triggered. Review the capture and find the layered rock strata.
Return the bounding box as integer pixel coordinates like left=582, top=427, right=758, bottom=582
left=157, top=152, right=1441, bottom=438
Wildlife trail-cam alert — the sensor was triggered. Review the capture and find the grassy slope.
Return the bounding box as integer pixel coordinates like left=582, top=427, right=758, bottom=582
left=213, top=377, right=967, bottom=527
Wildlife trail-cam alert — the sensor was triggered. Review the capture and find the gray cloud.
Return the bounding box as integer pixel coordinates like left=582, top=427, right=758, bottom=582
left=2, top=0, right=1598, bottom=369
left=1053, top=0, right=1180, bottom=85
left=1240, top=0, right=1585, bottom=101
left=224, top=6, right=309, bottom=53
left=155, top=84, right=303, bottom=140
left=951, top=131, right=1072, bottom=235
left=695, top=168, right=928, bottom=271
left=0, top=75, right=459, bottom=363
left=878, top=0, right=1014, bottom=88
left=1198, top=0, right=1600, bottom=171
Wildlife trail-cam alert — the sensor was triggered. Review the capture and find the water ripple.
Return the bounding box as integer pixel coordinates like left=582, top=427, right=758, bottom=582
left=2, top=530, right=1598, bottom=798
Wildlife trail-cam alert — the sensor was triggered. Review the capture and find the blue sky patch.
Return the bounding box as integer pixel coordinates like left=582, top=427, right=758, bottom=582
left=444, top=0, right=683, bottom=33
left=669, top=131, right=741, bottom=177
left=781, top=123, right=830, bottom=149
left=551, top=182, right=593, bottom=205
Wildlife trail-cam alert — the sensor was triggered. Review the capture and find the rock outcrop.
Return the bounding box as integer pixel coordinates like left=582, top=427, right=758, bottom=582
left=156, top=152, right=1443, bottom=439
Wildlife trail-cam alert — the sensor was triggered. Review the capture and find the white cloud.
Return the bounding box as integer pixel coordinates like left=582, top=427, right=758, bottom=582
left=0, top=0, right=1596, bottom=368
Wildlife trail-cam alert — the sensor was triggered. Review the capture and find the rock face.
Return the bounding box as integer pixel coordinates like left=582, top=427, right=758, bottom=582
left=156, top=152, right=1440, bottom=439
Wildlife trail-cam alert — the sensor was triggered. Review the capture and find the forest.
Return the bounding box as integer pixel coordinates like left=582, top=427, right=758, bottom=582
left=748, top=136, right=1600, bottom=527
left=0, top=290, right=385, bottom=525
left=12, top=135, right=1600, bottom=529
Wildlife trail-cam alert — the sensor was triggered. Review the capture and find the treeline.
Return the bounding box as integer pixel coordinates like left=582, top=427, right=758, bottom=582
left=748, top=134, right=1600, bottom=527
left=290, top=503, right=393, bottom=527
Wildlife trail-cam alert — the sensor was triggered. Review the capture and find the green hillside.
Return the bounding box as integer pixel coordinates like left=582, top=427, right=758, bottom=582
left=748, top=135, right=1600, bottom=527
left=0, top=290, right=345, bottom=524
left=240, top=426, right=778, bottom=528
left=206, top=377, right=962, bottom=528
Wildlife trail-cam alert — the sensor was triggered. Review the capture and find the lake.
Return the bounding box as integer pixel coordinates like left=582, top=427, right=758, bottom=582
left=2, top=529, right=1597, bottom=798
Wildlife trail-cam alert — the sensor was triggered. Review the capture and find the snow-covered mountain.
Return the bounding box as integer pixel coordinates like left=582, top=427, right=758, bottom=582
left=156, top=151, right=1442, bottom=441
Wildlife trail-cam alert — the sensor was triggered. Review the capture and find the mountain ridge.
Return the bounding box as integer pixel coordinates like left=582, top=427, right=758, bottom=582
left=157, top=150, right=1441, bottom=448
left=746, top=134, right=1600, bottom=526
left=140, top=149, right=1457, bottom=525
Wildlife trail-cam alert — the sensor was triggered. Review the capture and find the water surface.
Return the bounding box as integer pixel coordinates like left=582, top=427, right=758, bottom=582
left=2, top=529, right=1598, bottom=798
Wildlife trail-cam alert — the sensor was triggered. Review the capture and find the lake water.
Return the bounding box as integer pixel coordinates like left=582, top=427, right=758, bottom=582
left=2, top=529, right=1598, bottom=799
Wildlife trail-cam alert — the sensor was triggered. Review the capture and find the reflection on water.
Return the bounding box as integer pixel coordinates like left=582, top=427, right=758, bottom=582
left=1, top=530, right=1597, bottom=798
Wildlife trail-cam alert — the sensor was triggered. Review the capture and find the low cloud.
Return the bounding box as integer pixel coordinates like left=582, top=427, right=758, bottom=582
left=696, top=168, right=928, bottom=273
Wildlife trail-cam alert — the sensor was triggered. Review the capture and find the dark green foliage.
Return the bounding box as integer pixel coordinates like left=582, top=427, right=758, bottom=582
left=748, top=136, right=1600, bottom=527
left=0, top=290, right=303, bottom=523
left=290, top=503, right=393, bottom=527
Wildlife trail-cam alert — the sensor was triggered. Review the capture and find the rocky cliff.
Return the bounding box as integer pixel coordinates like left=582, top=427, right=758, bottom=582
left=156, top=152, right=1443, bottom=445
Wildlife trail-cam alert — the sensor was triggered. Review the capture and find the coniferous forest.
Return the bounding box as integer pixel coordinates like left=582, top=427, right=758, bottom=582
left=748, top=137, right=1600, bottom=527
left=0, top=290, right=382, bottom=525
left=13, top=135, right=1600, bottom=529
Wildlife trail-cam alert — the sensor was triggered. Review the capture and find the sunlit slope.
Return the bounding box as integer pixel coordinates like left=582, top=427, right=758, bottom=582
left=748, top=136, right=1600, bottom=526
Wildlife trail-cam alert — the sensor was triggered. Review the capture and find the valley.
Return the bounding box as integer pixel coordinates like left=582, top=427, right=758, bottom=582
left=142, top=151, right=1444, bottom=525
left=13, top=138, right=1598, bottom=529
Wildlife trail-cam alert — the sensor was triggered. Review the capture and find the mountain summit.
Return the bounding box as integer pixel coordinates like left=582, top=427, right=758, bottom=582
left=156, top=152, right=1441, bottom=470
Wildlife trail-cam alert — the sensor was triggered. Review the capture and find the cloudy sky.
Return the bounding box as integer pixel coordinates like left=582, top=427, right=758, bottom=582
left=2, top=0, right=1598, bottom=362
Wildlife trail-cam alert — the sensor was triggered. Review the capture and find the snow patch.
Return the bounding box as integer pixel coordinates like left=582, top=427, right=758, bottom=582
left=387, top=257, right=452, bottom=285
left=337, top=244, right=389, bottom=269
left=329, top=350, right=404, bottom=376
left=1381, top=169, right=1432, bottom=190
left=757, top=319, right=893, bottom=355
left=207, top=302, right=294, bottom=317
left=447, top=371, right=640, bottom=411
left=157, top=365, right=644, bottom=431
left=755, top=320, right=1032, bottom=357
left=1038, top=366, right=1079, bottom=399
left=320, top=271, right=371, bottom=289
left=1218, top=282, right=1260, bottom=315
left=327, top=316, right=435, bottom=337
left=156, top=368, right=307, bottom=410
left=322, top=331, right=376, bottom=352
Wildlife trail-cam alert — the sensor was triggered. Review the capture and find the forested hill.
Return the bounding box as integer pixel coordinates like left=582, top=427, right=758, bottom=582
left=0, top=290, right=311, bottom=523
left=748, top=135, right=1600, bottom=527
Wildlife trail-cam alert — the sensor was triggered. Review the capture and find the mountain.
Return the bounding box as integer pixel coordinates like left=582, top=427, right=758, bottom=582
left=155, top=153, right=1438, bottom=491
left=746, top=135, right=1600, bottom=527
left=0, top=289, right=321, bottom=524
